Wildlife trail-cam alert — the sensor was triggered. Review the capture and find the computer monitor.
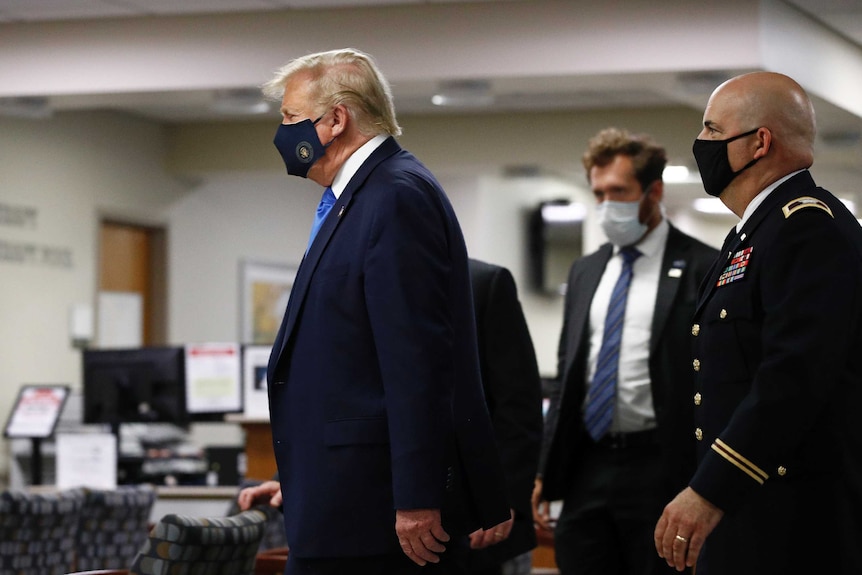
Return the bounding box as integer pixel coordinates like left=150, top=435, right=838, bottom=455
left=527, top=199, right=586, bottom=295
left=82, top=346, right=189, bottom=429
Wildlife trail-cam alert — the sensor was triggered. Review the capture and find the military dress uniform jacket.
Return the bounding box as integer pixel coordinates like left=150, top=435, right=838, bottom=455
left=689, top=171, right=862, bottom=575
left=541, top=224, right=718, bottom=502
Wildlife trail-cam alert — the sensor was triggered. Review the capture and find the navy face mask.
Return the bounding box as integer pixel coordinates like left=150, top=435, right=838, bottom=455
left=692, top=128, right=760, bottom=197
left=273, top=115, right=328, bottom=178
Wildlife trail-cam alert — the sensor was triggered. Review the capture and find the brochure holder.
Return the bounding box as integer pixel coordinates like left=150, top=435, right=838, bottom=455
left=4, top=384, right=69, bottom=485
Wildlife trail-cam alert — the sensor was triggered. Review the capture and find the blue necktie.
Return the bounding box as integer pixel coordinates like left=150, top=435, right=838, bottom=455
left=585, top=246, right=642, bottom=441
left=307, top=187, right=336, bottom=252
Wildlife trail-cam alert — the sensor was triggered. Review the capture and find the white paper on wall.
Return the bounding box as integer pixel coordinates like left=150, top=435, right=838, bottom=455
left=97, top=291, right=142, bottom=348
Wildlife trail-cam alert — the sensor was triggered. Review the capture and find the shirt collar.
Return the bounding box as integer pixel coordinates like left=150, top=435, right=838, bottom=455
left=736, top=169, right=807, bottom=232
left=329, top=135, right=388, bottom=199
left=614, top=216, right=668, bottom=260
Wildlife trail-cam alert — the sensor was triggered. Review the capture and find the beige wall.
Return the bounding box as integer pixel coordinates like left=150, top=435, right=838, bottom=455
left=0, top=111, right=189, bottom=482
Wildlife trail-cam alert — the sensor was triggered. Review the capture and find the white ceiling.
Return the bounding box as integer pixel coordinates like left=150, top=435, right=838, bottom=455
left=0, top=0, right=860, bottom=215
left=0, top=0, right=528, bottom=24
left=0, top=0, right=859, bottom=118
left=0, top=0, right=859, bottom=36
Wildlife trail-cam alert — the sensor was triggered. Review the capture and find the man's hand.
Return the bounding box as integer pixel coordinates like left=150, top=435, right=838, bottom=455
left=531, top=478, right=553, bottom=532
left=237, top=480, right=282, bottom=511
left=654, top=487, right=724, bottom=571
left=468, top=509, right=514, bottom=549
left=396, top=508, right=450, bottom=566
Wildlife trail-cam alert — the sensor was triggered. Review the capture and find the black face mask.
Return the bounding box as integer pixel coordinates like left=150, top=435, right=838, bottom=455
left=273, top=115, right=330, bottom=178
left=692, top=128, right=760, bottom=197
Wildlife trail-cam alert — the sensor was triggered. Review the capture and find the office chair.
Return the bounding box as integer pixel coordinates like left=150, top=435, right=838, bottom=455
left=75, top=484, right=157, bottom=571
left=0, top=488, right=86, bottom=575
left=226, top=478, right=288, bottom=551
left=66, top=508, right=269, bottom=575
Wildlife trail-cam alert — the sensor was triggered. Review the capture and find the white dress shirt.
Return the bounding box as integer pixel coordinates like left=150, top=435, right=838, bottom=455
left=329, top=134, right=388, bottom=199
left=586, top=218, right=669, bottom=433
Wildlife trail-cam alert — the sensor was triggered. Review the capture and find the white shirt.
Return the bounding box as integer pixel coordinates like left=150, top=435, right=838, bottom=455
left=329, top=134, right=388, bottom=199
left=586, top=218, right=669, bottom=432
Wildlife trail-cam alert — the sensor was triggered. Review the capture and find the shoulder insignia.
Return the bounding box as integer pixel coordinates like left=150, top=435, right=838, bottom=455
left=782, top=196, right=833, bottom=219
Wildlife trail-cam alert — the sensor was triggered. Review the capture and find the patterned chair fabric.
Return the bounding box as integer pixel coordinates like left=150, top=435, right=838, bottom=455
left=129, top=509, right=267, bottom=575
left=0, top=488, right=85, bottom=575
left=225, top=479, right=288, bottom=552
left=76, top=484, right=157, bottom=570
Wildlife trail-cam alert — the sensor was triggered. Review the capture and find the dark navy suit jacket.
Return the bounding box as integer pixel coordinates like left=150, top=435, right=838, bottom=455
left=267, top=137, right=510, bottom=558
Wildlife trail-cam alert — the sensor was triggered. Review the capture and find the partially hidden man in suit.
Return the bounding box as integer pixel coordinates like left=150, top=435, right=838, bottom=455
left=533, top=128, right=718, bottom=575
left=244, top=48, right=510, bottom=575
left=467, top=259, right=544, bottom=575
left=239, top=258, right=542, bottom=574
left=654, top=72, right=862, bottom=575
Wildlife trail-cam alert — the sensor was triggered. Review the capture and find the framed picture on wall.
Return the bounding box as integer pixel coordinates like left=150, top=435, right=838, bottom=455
left=240, top=259, right=295, bottom=345
left=242, top=344, right=272, bottom=419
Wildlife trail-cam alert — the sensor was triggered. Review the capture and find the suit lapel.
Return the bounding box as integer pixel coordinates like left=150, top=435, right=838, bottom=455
left=571, top=246, right=611, bottom=340
left=559, top=245, right=611, bottom=396
left=270, top=137, right=402, bottom=373
left=650, top=225, right=687, bottom=354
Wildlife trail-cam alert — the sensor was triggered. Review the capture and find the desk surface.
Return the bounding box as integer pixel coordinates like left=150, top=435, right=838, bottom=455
left=27, top=484, right=237, bottom=497
left=156, top=485, right=237, bottom=498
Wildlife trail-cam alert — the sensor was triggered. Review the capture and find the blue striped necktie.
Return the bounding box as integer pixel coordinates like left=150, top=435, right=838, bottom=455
left=584, top=246, right=642, bottom=441
left=307, top=186, right=336, bottom=252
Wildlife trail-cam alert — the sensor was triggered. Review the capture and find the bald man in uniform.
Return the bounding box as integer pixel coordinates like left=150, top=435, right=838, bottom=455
left=654, top=72, right=862, bottom=574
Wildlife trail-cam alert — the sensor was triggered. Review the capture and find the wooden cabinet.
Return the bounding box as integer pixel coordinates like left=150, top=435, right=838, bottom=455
left=227, top=415, right=277, bottom=481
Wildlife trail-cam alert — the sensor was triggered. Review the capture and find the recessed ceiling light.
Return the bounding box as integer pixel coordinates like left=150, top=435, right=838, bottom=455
left=210, top=89, right=270, bottom=115
left=432, top=79, right=494, bottom=107
left=0, top=96, right=52, bottom=119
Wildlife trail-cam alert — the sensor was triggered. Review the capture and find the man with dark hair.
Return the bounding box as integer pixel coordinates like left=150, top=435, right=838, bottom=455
left=533, top=128, right=717, bottom=575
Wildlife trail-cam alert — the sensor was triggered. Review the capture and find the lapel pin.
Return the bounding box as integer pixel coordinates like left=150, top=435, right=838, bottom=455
left=667, top=260, right=685, bottom=278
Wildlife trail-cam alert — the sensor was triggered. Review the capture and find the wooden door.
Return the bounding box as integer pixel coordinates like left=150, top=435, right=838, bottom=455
left=99, top=221, right=167, bottom=346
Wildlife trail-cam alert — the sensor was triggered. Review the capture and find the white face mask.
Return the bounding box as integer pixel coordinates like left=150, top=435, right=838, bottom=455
left=596, top=199, right=648, bottom=247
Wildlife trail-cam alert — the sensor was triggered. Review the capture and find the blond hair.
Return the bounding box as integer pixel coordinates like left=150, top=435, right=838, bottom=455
left=262, top=48, right=401, bottom=137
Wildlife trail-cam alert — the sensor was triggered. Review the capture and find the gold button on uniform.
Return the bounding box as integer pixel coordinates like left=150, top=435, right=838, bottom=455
left=692, top=324, right=700, bottom=336
left=694, top=392, right=702, bottom=406
left=693, top=359, right=701, bottom=372
left=778, top=466, right=787, bottom=476
left=695, top=428, right=703, bottom=441
left=720, top=309, right=728, bottom=319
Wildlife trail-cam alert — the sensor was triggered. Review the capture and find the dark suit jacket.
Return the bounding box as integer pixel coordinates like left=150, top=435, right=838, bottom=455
left=467, top=259, right=544, bottom=569
left=689, top=171, right=862, bottom=575
left=266, top=137, right=510, bottom=559
left=541, top=223, right=718, bottom=502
